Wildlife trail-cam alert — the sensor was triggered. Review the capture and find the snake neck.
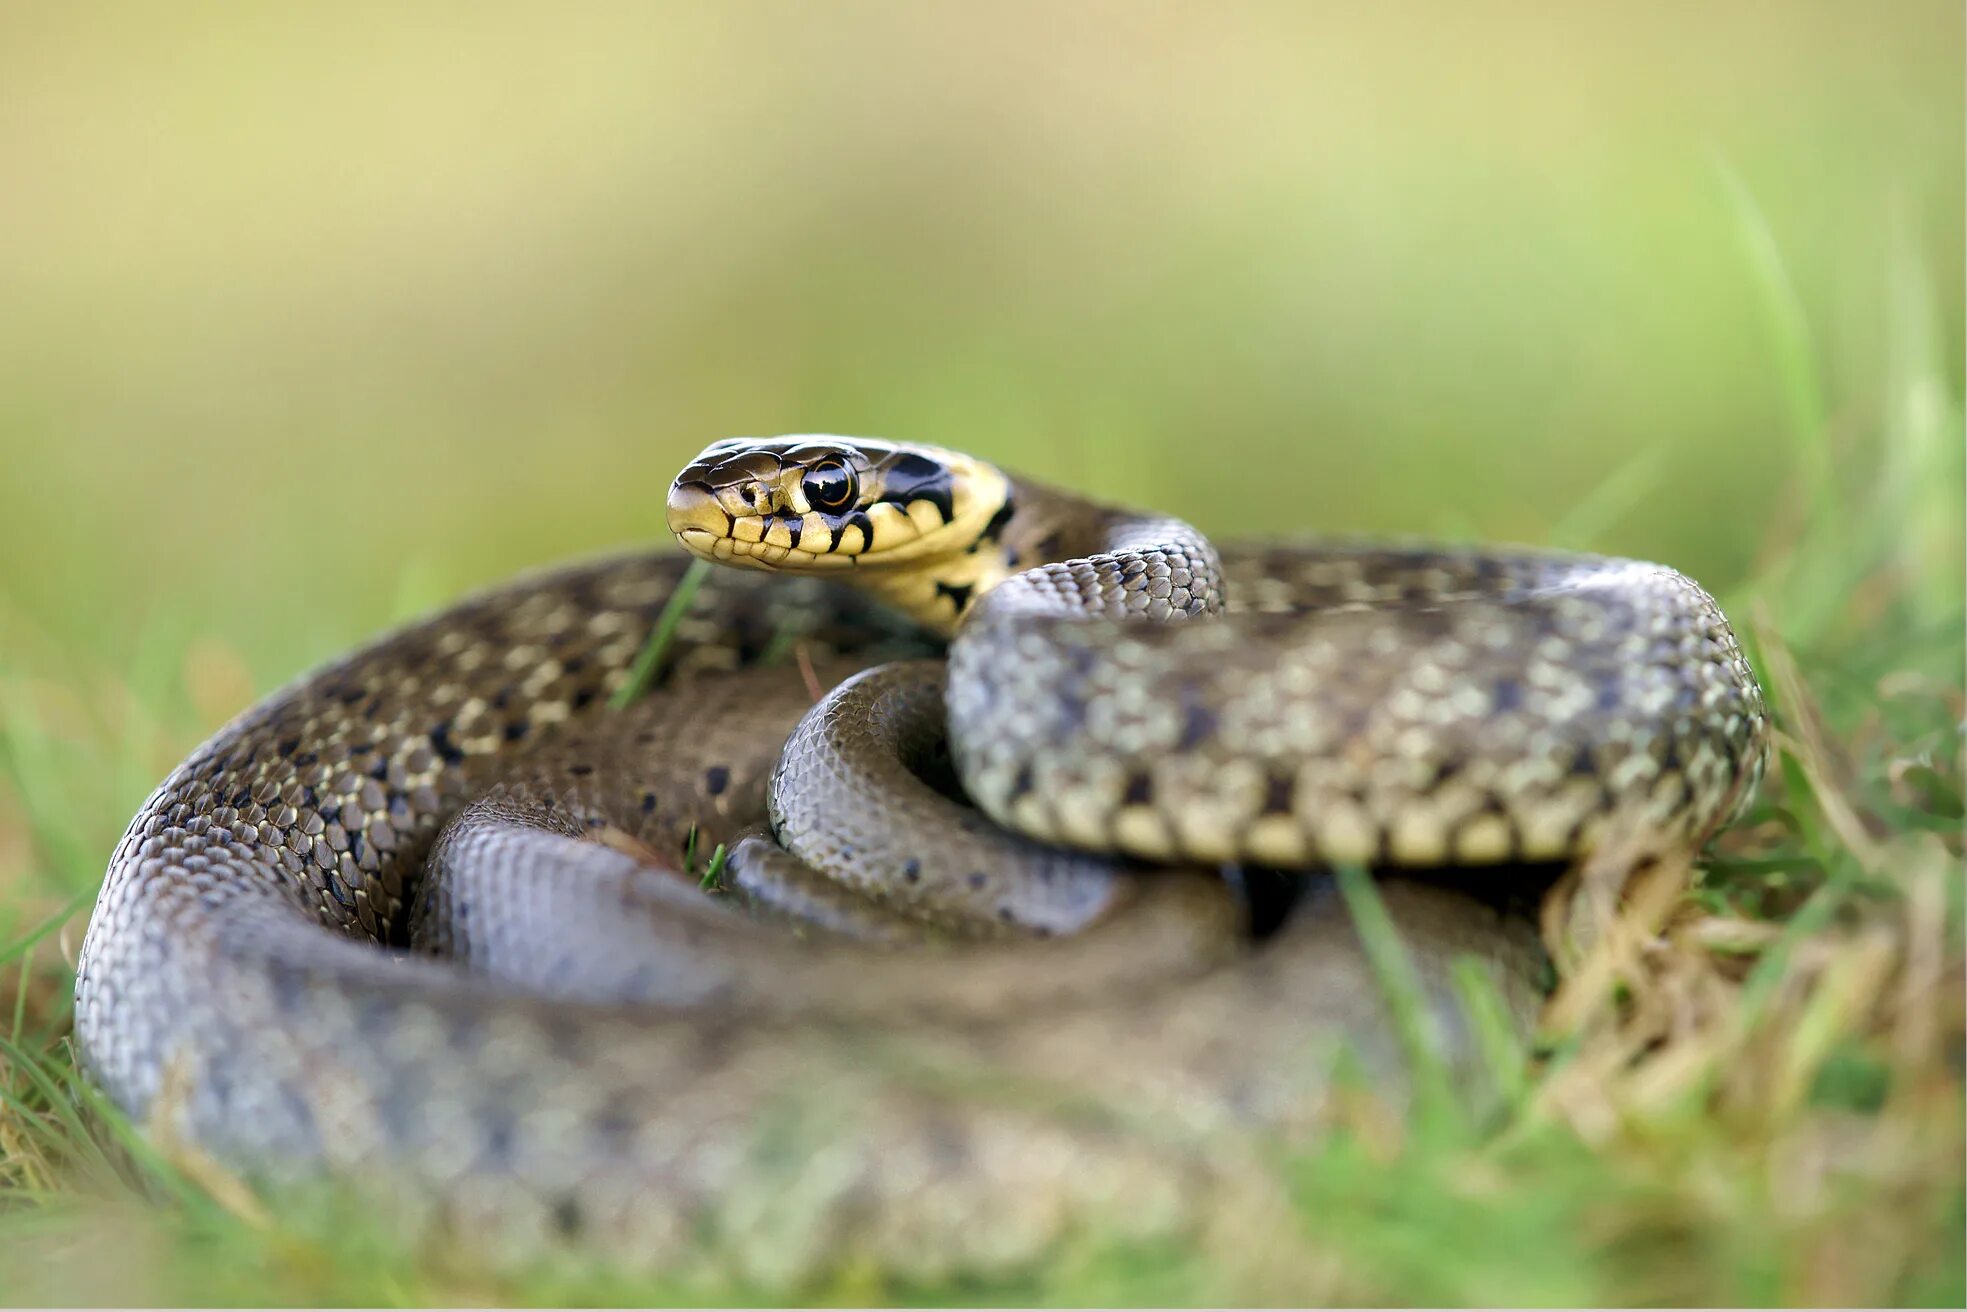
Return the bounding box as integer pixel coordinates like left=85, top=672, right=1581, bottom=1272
left=854, top=539, right=1016, bottom=638
left=852, top=478, right=1150, bottom=636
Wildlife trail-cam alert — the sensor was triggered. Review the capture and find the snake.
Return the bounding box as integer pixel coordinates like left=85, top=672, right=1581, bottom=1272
left=72, top=435, right=1768, bottom=1279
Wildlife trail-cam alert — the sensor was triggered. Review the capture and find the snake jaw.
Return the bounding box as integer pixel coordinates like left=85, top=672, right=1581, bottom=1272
left=674, top=525, right=825, bottom=571
left=667, top=435, right=1021, bottom=629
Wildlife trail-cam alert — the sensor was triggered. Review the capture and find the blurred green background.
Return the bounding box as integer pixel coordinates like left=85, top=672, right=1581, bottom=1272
left=0, top=8, right=1961, bottom=1301
left=0, top=0, right=1959, bottom=695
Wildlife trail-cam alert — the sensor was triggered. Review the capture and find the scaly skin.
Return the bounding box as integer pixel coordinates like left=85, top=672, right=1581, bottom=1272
left=72, top=435, right=1763, bottom=1278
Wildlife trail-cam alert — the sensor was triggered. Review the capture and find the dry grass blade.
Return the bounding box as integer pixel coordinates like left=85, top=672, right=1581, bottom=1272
left=144, top=1058, right=271, bottom=1231
left=1890, top=838, right=1954, bottom=1080
left=1538, top=839, right=1697, bottom=1042
left=1754, top=604, right=1892, bottom=872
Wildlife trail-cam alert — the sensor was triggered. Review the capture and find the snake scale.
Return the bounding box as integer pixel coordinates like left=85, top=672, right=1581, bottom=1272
left=73, top=436, right=1768, bottom=1277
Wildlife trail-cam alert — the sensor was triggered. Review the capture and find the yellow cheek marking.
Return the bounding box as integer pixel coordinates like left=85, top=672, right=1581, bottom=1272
left=904, top=499, right=946, bottom=534
left=864, top=502, right=915, bottom=551
left=836, top=521, right=866, bottom=554
left=733, top=516, right=765, bottom=545
left=764, top=518, right=796, bottom=550
left=797, top=513, right=830, bottom=553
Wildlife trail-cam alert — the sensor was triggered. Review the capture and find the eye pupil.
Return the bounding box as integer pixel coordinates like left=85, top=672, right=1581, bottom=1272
left=802, top=460, right=857, bottom=512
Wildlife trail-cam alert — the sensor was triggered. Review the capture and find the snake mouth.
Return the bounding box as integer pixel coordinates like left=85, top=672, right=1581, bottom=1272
left=668, top=480, right=855, bottom=572
left=673, top=524, right=834, bottom=570
left=665, top=436, right=1016, bottom=583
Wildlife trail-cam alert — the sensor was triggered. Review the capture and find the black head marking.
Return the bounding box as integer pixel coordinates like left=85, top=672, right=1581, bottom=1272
left=882, top=452, right=955, bottom=522
left=975, top=494, right=1016, bottom=548
left=933, top=581, right=975, bottom=614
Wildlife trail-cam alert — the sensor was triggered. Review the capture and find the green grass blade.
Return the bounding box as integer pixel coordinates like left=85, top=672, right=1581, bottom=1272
left=1334, top=865, right=1455, bottom=1130
left=1449, top=954, right=1530, bottom=1112
left=0, top=889, right=92, bottom=969
left=609, top=558, right=712, bottom=710
left=1708, top=150, right=1830, bottom=503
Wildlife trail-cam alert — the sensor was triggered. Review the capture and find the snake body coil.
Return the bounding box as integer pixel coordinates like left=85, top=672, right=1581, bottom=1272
left=74, top=436, right=1767, bottom=1275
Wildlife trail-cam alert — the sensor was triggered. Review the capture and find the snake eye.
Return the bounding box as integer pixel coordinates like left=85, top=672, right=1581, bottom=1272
left=801, top=459, right=858, bottom=513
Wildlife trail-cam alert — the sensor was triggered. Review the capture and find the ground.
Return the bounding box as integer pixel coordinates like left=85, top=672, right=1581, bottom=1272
left=0, top=5, right=1960, bottom=1303
left=1, top=334, right=1960, bottom=1303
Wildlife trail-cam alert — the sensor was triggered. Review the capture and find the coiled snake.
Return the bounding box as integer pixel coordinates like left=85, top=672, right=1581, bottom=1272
left=74, top=436, right=1767, bottom=1276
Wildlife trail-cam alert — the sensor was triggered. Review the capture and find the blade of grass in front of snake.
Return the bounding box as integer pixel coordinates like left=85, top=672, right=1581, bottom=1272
left=697, top=844, right=729, bottom=892
left=1448, top=955, right=1531, bottom=1115
left=609, top=557, right=713, bottom=710
left=678, top=824, right=728, bottom=892
left=1334, top=865, right=1456, bottom=1133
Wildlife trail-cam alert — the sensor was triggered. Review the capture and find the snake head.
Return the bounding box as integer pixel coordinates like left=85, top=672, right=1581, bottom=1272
left=667, top=436, right=1013, bottom=574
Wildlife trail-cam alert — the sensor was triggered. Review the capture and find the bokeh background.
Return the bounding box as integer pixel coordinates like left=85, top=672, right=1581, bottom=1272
left=0, top=7, right=1961, bottom=1303
left=0, top=1, right=1960, bottom=910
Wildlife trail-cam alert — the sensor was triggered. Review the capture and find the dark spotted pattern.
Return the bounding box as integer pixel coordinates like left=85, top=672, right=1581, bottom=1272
left=72, top=439, right=1765, bottom=1279
left=74, top=539, right=1548, bottom=1278
left=948, top=521, right=1769, bottom=870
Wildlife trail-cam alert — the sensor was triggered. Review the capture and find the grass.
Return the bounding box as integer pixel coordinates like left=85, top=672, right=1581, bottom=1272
left=0, top=188, right=1962, bottom=1308
left=610, top=558, right=714, bottom=711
